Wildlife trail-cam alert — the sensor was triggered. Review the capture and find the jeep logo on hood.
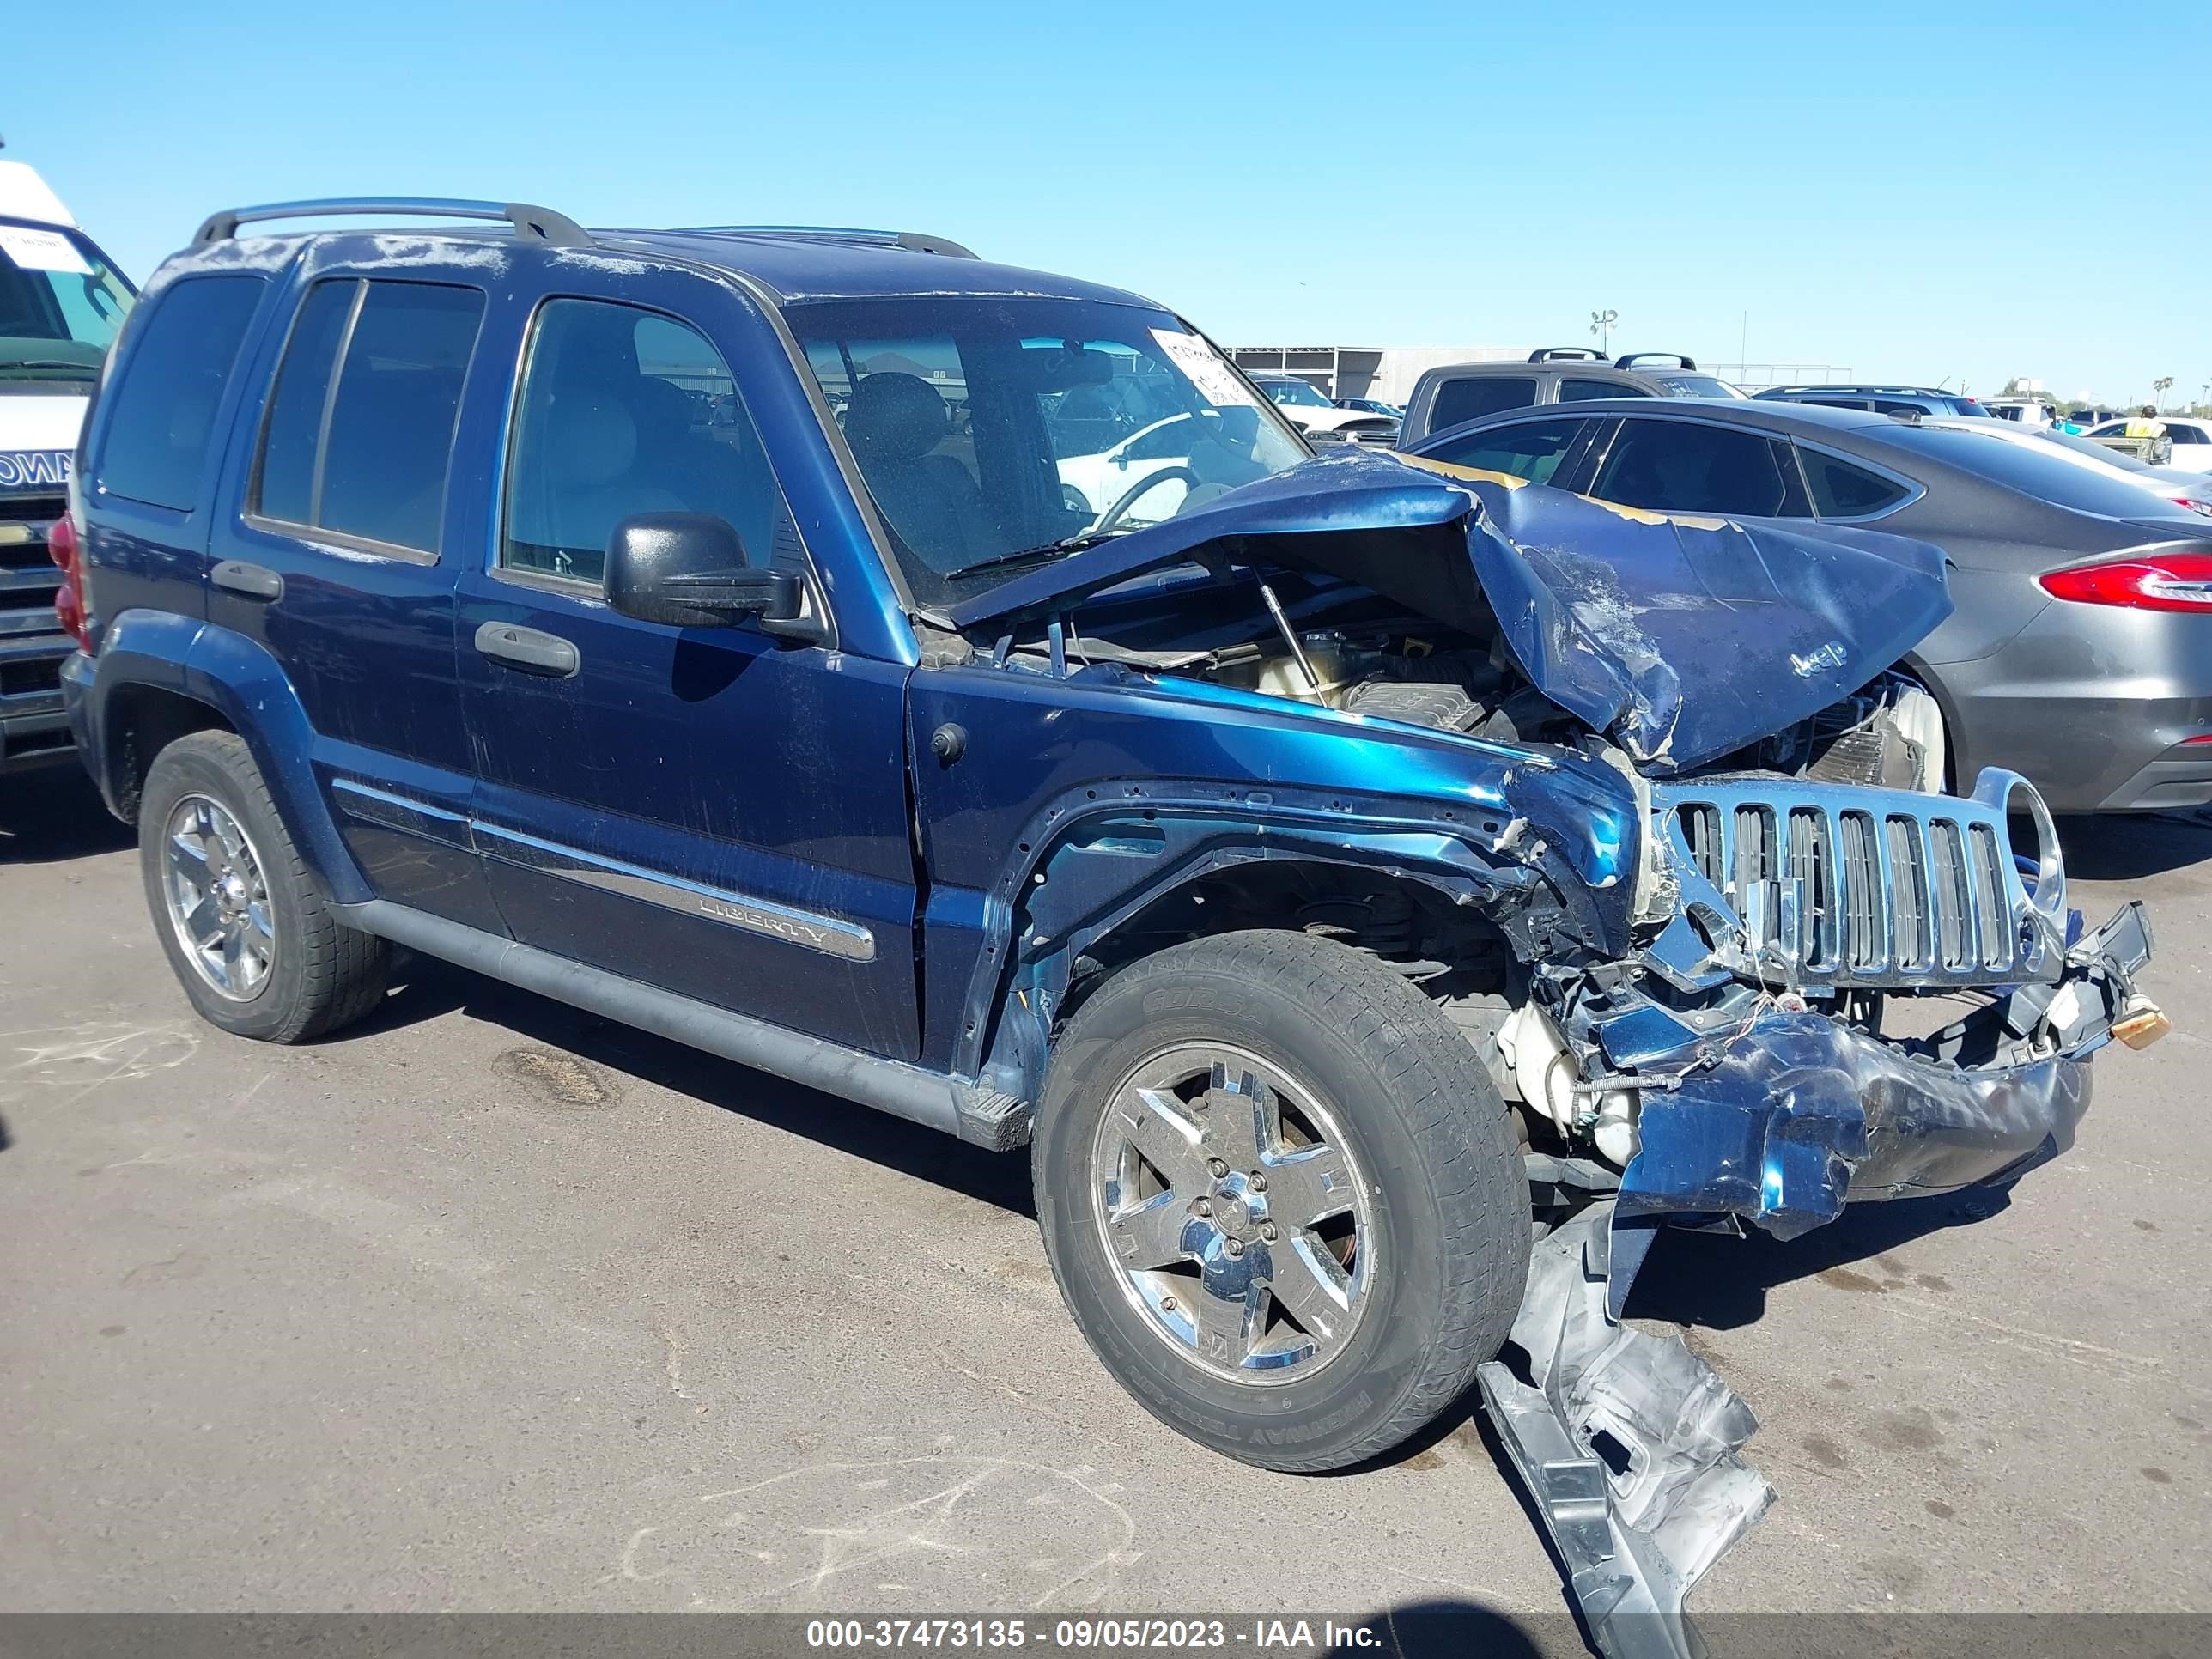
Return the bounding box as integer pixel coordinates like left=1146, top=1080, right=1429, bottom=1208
left=1790, top=641, right=1849, bottom=678
left=0, top=449, right=72, bottom=492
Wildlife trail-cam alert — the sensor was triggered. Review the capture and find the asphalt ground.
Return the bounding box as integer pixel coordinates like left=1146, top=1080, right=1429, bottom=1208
left=3, top=768, right=2207, bottom=1648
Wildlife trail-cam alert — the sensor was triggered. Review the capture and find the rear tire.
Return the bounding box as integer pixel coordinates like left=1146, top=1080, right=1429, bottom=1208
left=1033, top=929, right=1528, bottom=1472
left=139, top=732, right=388, bottom=1043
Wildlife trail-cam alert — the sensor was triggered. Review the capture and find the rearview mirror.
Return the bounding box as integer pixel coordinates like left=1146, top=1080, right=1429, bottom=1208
left=603, top=513, right=805, bottom=632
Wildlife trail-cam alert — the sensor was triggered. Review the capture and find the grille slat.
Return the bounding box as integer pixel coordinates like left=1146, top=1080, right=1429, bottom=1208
left=1667, top=785, right=2033, bottom=986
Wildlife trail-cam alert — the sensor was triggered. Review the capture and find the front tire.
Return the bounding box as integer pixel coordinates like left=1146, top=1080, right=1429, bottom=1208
left=1033, top=930, right=1528, bottom=1472
left=139, top=732, right=388, bottom=1043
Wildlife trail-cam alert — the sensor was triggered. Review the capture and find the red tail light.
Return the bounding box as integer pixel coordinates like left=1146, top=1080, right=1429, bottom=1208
left=2038, top=550, right=2212, bottom=612
left=48, top=515, right=89, bottom=650
left=2170, top=496, right=2212, bottom=518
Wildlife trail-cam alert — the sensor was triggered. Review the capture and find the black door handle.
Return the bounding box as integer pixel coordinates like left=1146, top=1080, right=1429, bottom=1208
left=211, top=560, right=283, bottom=601
left=474, top=620, right=580, bottom=678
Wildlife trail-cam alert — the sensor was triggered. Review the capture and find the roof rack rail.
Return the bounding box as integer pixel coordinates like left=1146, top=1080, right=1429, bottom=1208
left=673, top=225, right=979, bottom=259
left=1528, top=346, right=1606, bottom=363
left=1614, top=351, right=1696, bottom=371
left=193, top=197, right=592, bottom=248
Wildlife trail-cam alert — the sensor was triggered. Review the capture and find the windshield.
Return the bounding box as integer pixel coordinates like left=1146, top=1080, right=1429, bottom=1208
left=793, top=297, right=1309, bottom=606
left=1263, top=379, right=1332, bottom=408
left=1652, top=374, right=1748, bottom=399
left=0, top=221, right=135, bottom=381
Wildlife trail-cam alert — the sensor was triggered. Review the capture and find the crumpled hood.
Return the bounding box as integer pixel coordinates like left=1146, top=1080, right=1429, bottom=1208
left=950, top=448, right=1954, bottom=774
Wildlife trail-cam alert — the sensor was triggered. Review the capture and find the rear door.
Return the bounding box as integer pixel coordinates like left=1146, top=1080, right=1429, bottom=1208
left=453, top=273, right=923, bottom=1060
left=205, top=254, right=497, bottom=931
left=1581, top=416, right=1813, bottom=518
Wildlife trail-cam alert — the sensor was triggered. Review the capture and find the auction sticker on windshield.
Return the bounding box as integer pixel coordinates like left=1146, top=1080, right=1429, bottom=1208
left=0, top=225, right=92, bottom=276
left=1150, top=329, right=1258, bottom=410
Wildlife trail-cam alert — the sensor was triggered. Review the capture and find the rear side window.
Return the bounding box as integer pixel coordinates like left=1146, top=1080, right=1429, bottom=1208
left=1559, top=378, right=1644, bottom=403
left=1799, top=448, right=1911, bottom=517
left=1422, top=418, right=1588, bottom=486
left=94, top=275, right=266, bottom=512
left=1429, top=375, right=1538, bottom=429
left=252, top=279, right=485, bottom=555
left=2171, top=424, right=2209, bottom=446
left=1589, top=420, right=1812, bottom=518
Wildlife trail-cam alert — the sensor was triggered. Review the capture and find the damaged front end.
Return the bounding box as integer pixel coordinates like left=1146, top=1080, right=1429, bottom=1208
left=1487, top=758, right=2159, bottom=1658
left=945, top=449, right=2162, bottom=1655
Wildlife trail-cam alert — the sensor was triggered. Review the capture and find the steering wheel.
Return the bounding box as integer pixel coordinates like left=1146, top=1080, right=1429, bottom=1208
left=1089, top=465, right=1204, bottom=537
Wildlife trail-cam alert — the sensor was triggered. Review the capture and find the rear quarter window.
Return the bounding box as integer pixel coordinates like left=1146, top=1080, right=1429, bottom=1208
left=1798, top=447, right=1910, bottom=517
left=94, top=275, right=267, bottom=512
left=1428, top=376, right=1538, bottom=430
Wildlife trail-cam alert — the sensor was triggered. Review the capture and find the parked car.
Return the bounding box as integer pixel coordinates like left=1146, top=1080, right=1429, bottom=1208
left=1247, top=374, right=1397, bottom=442
left=1755, top=382, right=1990, bottom=418
left=2082, top=415, right=2212, bottom=472
left=60, top=198, right=2159, bottom=1653
left=1409, top=397, right=2212, bottom=811
left=0, top=153, right=136, bottom=776
left=1334, top=396, right=1402, bottom=418
left=1397, top=349, right=1744, bottom=445
left=1919, top=416, right=2212, bottom=518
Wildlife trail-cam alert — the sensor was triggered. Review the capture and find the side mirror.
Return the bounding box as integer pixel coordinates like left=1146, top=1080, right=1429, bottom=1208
left=603, top=513, right=804, bottom=631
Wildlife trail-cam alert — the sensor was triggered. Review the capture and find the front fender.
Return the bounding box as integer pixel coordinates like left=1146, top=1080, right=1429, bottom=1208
left=79, top=611, right=369, bottom=905
left=951, top=779, right=1627, bottom=1103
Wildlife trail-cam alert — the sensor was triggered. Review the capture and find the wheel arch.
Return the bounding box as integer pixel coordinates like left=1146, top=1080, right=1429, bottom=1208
left=87, top=611, right=370, bottom=904
left=957, top=790, right=1607, bottom=1108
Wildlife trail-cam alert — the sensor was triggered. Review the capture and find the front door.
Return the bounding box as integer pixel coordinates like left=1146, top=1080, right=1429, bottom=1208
left=453, top=283, right=921, bottom=1060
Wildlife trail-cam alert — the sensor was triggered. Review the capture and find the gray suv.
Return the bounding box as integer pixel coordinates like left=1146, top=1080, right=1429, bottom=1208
left=1400, top=349, right=1745, bottom=444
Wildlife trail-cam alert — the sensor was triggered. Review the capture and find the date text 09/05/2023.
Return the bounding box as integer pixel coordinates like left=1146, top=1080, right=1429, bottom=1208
left=805, top=1619, right=1386, bottom=1650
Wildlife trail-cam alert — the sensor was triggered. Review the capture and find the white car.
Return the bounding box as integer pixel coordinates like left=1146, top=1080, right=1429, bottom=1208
left=2083, top=415, right=2212, bottom=471
left=1248, top=375, right=1398, bottom=442
left=1056, top=412, right=1198, bottom=525
left=1922, top=416, right=2212, bottom=518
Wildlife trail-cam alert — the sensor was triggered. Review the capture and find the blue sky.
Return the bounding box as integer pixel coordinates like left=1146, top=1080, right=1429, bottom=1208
left=10, top=0, right=2205, bottom=405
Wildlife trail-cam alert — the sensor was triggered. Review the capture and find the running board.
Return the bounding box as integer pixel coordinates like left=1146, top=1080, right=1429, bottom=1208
left=332, top=900, right=1029, bottom=1149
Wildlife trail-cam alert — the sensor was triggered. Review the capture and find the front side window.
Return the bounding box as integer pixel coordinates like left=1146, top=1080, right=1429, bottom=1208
left=0, top=221, right=135, bottom=385
left=1428, top=376, right=1538, bottom=430
left=95, top=275, right=266, bottom=512
left=1589, top=420, right=1812, bottom=518
left=1422, top=418, right=1589, bottom=486
left=252, top=279, right=484, bottom=555
left=502, top=299, right=789, bottom=586
left=792, top=297, right=1307, bottom=606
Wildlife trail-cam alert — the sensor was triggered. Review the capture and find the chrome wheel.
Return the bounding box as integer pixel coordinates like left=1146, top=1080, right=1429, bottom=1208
left=161, top=794, right=276, bottom=1001
left=1090, top=1044, right=1374, bottom=1383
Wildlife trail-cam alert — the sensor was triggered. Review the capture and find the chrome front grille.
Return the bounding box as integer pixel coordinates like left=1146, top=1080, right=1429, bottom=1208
left=1652, top=769, right=2065, bottom=988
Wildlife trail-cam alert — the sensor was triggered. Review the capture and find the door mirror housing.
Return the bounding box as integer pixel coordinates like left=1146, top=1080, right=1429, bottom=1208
left=603, top=513, right=809, bottom=635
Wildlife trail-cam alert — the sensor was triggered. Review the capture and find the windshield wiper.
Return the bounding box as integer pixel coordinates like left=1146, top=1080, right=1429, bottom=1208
left=941, top=531, right=1120, bottom=583
left=0, top=358, right=99, bottom=377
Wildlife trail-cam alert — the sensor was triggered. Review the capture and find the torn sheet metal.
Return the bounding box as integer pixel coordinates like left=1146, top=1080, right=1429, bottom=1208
left=946, top=447, right=1953, bottom=775
left=1478, top=1201, right=1774, bottom=1659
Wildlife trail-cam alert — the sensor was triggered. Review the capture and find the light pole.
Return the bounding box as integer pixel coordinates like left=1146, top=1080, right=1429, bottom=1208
left=1590, top=309, right=1618, bottom=356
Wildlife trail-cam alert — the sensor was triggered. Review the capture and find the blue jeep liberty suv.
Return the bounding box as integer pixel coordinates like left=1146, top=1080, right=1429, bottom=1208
left=58, top=198, right=2160, bottom=1648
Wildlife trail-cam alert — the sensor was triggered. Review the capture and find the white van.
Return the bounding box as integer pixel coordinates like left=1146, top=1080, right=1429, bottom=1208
left=0, top=152, right=135, bottom=775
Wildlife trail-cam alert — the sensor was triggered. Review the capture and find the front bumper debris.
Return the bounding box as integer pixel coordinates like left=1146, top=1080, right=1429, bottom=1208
left=1479, top=1202, right=1772, bottom=1659
left=1481, top=900, right=2158, bottom=1658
